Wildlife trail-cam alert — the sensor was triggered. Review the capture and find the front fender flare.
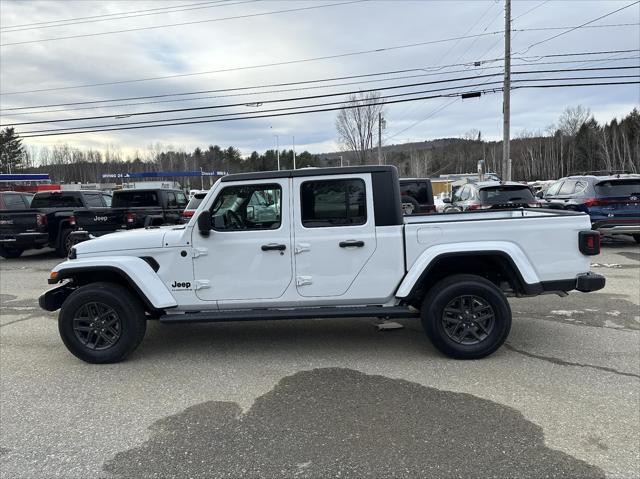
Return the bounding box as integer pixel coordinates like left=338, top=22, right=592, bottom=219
left=395, top=242, right=541, bottom=298
left=48, top=256, right=177, bottom=310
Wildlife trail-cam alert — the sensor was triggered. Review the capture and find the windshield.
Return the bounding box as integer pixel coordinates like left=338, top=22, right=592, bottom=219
left=595, top=179, right=640, bottom=197
left=479, top=186, right=535, bottom=204
left=186, top=196, right=204, bottom=210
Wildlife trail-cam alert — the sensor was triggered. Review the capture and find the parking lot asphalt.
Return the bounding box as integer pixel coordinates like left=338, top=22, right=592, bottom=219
left=0, top=237, right=638, bottom=479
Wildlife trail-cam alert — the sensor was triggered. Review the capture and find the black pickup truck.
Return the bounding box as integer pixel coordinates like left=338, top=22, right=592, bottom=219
left=0, top=190, right=113, bottom=258
left=0, top=191, right=49, bottom=258
left=71, top=188, right=188, bottom=244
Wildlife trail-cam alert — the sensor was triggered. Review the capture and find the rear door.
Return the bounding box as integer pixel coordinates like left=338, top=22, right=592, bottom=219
left=292, top=174, right=376, bottom=297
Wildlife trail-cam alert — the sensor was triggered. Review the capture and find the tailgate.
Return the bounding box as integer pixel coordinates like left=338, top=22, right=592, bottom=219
left=0, top=209, right=41, bottom=235
left=74, top=208, right=125, bottom=233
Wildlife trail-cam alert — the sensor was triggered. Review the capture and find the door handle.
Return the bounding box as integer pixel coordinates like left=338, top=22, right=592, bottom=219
left=339, top=240, right=365, bottom=248
left=261, top=243, right=287, bottom=251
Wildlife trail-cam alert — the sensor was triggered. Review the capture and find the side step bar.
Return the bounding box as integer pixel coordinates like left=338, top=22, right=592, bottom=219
left=159, top=305, right=419, bottom=324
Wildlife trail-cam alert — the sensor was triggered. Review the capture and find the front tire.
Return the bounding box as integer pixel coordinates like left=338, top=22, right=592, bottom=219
left=0, top=245, right=24, bottom=259
left=421, top=274, right=511, bottom=359
left=56, top=229, right=73, bottom=257
left=58, top=282, right=147, bottom=363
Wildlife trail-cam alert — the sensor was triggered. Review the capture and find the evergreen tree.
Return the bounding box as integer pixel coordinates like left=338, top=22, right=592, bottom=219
left=0, top=127, right=25, bottom=173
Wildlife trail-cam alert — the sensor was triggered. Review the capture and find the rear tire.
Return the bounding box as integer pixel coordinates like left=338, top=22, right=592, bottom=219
left=633, top=234, right=640, bottom=244
left=56, top=229, right=73, bottom=257
left=0, top=245, right=24, bottom=259
left=421, top=274, right=511, bottom=359
left=58, top=282, right=147, bottom=363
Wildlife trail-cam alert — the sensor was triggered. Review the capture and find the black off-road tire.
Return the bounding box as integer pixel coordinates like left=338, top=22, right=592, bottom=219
left=0, top=245, right=24, bottom=259
left=55, top=229, right=73, bottom=257
left=58, top=282, right=147, bottom=363
left=633, top=234, right=640, bottom=244
left=421, top=274, right=511, bottom=359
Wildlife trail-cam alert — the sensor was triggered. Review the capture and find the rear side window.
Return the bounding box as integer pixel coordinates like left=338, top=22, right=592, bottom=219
left=31, top=194, right=83, bottom=208
left=175, top=192, right=187, bottom=208
left=112, top=191, right=159, bottom=207
left=301, top=179, right=366, bottom=227
left=1, top=194, right=28, bottom=210
left=558, top=180, right=578, bottom=195
left=479, top=186, right=535, bottom=204
left=595, top=179, right=640, bottom=197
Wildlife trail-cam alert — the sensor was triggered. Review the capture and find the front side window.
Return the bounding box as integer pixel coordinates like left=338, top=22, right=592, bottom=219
left=211, top=184, right=281, bottom=230
left=84, top=194, right=103, bottom=208
left=102, top=194, right=112, bottom=207
left=301, top=179, right=366, bottom=227
left=175, top=192, right=188, bottom=208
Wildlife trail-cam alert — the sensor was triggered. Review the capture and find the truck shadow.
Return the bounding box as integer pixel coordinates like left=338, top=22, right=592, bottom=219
left=103, top=367, right=604, bottom=479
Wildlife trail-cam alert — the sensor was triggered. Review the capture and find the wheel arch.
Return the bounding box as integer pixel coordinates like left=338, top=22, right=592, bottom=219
left=396, top=247, right=541, bottom=306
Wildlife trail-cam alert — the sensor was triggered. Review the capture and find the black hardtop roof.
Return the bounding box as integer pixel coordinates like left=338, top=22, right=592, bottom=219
left=221, top=165, right=397, bottom=183
left=113, top=188, right=183, bottom=193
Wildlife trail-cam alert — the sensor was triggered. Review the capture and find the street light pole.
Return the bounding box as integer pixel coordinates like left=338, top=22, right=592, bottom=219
left=292, top=136, right=296, bottom=170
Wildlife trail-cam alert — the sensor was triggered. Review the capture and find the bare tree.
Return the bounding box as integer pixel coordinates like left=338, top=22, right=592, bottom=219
left=558, top=105, right=591, bottom=136
left=335, top=92, right=383, bottom=165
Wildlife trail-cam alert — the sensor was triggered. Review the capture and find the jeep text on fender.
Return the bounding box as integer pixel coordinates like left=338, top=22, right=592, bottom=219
left=40, top=166, right=605, bottom=363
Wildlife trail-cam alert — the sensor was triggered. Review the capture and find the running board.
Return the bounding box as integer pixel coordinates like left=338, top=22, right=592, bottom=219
left=159, top=306, right=419, bottom=324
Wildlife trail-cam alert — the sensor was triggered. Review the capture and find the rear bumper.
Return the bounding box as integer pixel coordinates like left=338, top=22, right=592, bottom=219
left=0, top=232, right=49, bottom=248
left=539, top=272, right=606, bottom=294
left=592, top=219, right=640, bottom=235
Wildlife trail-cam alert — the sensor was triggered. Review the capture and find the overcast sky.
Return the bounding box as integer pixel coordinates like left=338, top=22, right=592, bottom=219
left=1, top=0, right=638, bottom=159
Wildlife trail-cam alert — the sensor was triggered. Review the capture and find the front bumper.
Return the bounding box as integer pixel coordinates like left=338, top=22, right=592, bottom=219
left=39, top=283, right=73, bottom=311
left=0, top=232, right=48, bottom=248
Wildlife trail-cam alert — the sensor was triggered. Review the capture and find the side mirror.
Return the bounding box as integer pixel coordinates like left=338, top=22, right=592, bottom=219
left=197, top=211, right=212, bottom=236
left=442, top=198, right=452, bottom=203
left=536, top=191, right=544, bottom=199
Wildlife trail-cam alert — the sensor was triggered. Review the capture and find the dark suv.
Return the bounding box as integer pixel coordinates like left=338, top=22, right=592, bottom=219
left=399, top=178, right=435, bottom=215
left=542, top=175, right=640, bottom=242
left=444, top=181, right=539, bottom=212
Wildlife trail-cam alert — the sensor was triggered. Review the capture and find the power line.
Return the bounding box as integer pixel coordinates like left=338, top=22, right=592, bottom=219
left=4, top=66, right=636, bottom=127
left=0, top=1, right=255, bottom=33
left=0, top=0, right=367, bottom=47
left=512, top=0, right=550, bottom=21
left=0, top=32, right=508, bottom=96
left=16, top=81, right=639, bottom=138
left=518, top=1, right=640, bottom=54
left=5, top=55, right=636, bottom=115
left=1, top=1, right=223, bottom=30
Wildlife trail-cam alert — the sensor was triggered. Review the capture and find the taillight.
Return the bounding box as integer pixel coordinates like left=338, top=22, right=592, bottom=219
left=468, top=203, right=491, bottom=210
left=126, top=212, right=137, bottom=224
left=182, top=210, right=194, bottom=218
left=68, top=215, right=76, bottom=226
left=36, top=213, right=47, bottom=227
left=583, top=198, right=610, bottom=208
left=579, top=231, right=600, bottom=255
left=527, top=202, right=541, bottom=208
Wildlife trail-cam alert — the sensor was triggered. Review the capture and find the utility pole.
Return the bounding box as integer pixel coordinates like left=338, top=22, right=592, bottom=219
left=377, top=112, right=384, bottom=165
left=292, top=136, right=296, bottom=170
left=502, top=0, right=511, bottom=181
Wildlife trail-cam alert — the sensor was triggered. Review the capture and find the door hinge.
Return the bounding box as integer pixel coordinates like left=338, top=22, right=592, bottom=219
left=192, top=247, right=208, bottom=258
left=296, top=276, right=313, bottom=286
left=294, top=243, right=311, bottom=255
left=194, top=280, right=211, bottom=290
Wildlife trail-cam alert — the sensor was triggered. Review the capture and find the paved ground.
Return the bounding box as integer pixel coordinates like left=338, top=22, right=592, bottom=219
left=0, top=237, right=638, bottom=479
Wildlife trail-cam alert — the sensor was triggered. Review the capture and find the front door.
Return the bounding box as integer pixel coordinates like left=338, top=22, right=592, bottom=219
left=192, top=179, right=293, bottom=301
left=292, top=174, right=376, bottom=297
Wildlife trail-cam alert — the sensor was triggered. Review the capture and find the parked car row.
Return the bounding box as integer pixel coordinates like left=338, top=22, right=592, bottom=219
left=398, top=173, right=640, bottom=243
left=0, top=188, right=188, bottom=258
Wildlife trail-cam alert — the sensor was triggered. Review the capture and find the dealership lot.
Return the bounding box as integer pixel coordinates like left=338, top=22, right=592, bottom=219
left=0, top=238, right=638, bottom=478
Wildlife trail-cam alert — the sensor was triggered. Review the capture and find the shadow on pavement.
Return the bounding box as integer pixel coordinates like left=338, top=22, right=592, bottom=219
left=103, top=367, right=604, bottom=479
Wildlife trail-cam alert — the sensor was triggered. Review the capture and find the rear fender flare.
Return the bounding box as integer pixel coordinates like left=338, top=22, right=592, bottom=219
left=396, top=242, right=540, bottom=298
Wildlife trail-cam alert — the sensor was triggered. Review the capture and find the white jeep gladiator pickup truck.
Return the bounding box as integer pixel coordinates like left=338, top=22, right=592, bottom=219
left=40, top=166, right=605, bottom=363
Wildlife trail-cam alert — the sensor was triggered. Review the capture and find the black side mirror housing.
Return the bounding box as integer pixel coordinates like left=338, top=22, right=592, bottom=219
left=197, top=211, right=212, bottom=236
left=442, top=197, right=452, bottom=203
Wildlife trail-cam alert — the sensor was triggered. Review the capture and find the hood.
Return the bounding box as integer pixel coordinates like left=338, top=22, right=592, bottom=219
left=75, top=227, right=170, bottom=255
